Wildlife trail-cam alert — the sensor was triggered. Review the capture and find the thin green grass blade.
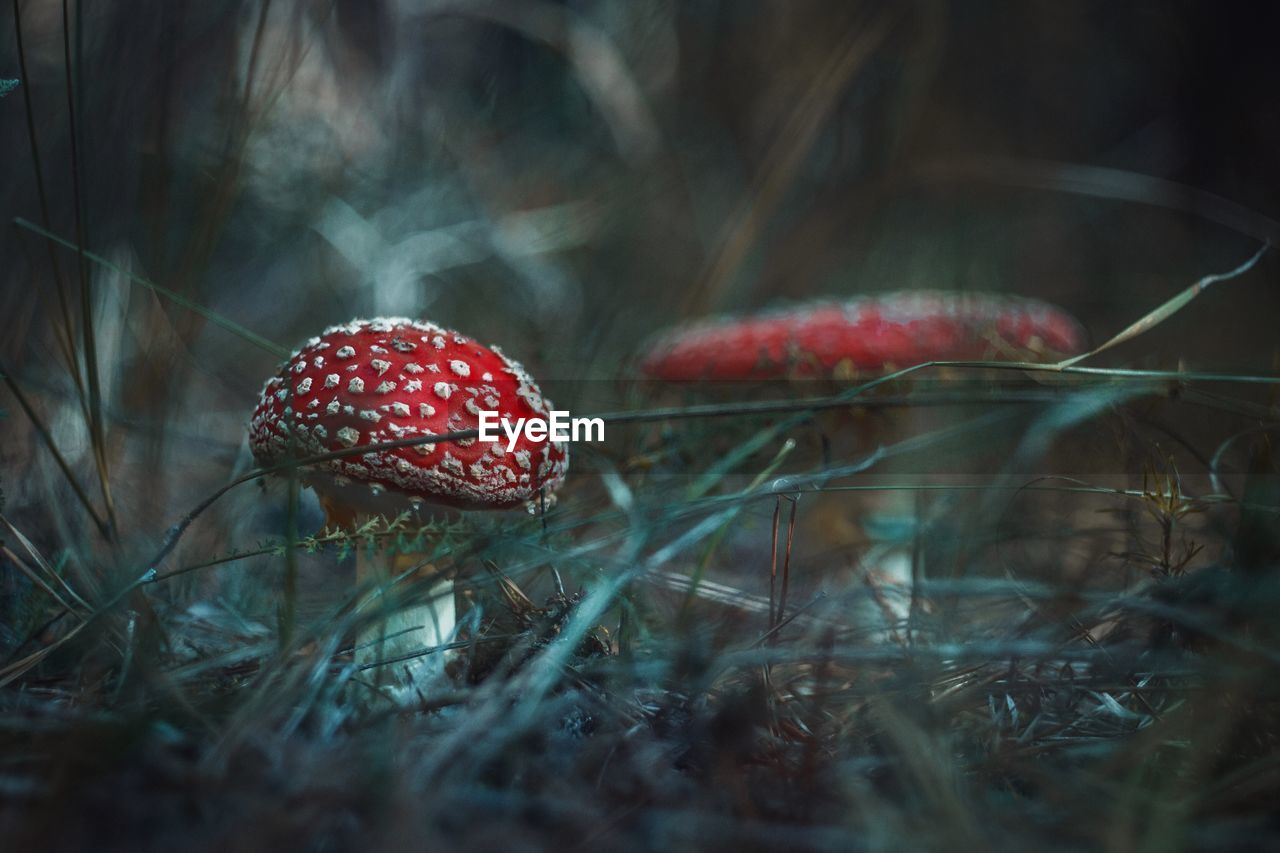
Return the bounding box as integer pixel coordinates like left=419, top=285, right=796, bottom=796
left=13, top=218, right=291, bottom=359
left=1056, top=244, right=1268, bottom=368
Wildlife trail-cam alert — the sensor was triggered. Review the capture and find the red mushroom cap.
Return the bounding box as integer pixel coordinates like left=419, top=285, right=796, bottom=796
left=249, top=317, right=569, bottom=510
left=639, top=291, right=1085, bottom=381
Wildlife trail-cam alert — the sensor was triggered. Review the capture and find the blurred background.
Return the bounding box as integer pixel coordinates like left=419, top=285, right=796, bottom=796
left=4, top=0, right=1278, bottom=624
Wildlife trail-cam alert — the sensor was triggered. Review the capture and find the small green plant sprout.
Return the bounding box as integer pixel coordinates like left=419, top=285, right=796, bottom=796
left=1115, top=453, right=1205, bottom=579
left=308, top=512, right=470, bottom=561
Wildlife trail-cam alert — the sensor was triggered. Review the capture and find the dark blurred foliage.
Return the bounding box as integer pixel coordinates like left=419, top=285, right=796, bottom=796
left=2, top=0, right=1273, bottom=563
left=2, top=2, right=1280, bottom=850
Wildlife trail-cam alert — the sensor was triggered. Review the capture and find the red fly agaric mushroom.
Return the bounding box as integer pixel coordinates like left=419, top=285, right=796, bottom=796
left=249, top=317, right=569, bottom=696
left=638, top=291, right=1086, bottom=639
left=639, top=291, right=1084, bottom=381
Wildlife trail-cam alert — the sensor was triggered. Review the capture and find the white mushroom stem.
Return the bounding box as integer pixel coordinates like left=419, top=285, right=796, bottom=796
left=355, top=544, right=455, bottom=699
left=315, top=490, right=457, bottom=699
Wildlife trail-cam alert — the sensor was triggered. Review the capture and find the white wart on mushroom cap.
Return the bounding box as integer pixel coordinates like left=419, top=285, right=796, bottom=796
left=249, top=317, right=569, bottom=510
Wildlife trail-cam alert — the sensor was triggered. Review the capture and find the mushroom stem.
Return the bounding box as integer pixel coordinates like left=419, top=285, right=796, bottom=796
left=355, top=544, right=455, bottom=698
left=320, top=496, right=455, bottom=700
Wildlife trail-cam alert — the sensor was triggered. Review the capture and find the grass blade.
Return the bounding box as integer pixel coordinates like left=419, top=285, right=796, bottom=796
left=13, top=218, right=290, bottom=358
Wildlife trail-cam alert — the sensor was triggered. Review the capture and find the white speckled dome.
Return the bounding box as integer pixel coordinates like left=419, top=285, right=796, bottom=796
left=249, top=317, right=569, bottom=510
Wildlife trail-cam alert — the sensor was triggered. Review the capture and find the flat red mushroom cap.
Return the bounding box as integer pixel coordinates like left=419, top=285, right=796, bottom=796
left=639, top=291, right=1085, bottom=381
left=249, top=317, right=569, bottom=510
